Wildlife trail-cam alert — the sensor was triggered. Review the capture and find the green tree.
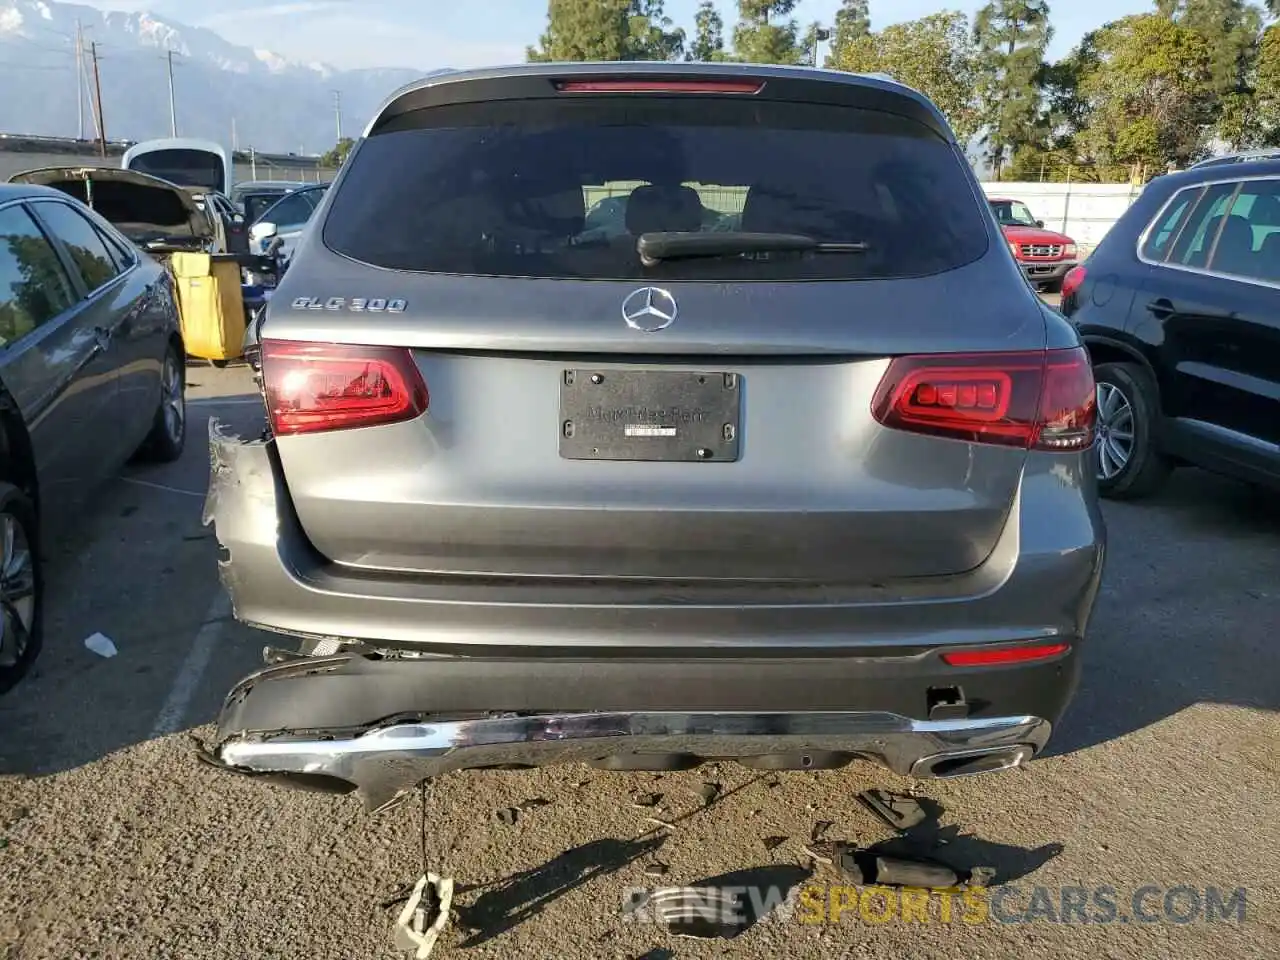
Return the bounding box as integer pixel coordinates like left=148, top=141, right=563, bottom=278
left=1157, top=0, right=1262, bottom=95
left=1251, top=24, right=1280, bottom=144
left=828, top=0, right=871, bottom=66
left=831, top=11, right=981, bottom=144
left=527, top=0, right=684, bottom=61
left=322, top=137, right=354, bottom=168
left=688, top=0, right=727, bottom=61
left=527, top=0, right=631, bottom=60
left=732, top=0, right=802, bottom=65
left=973, top=0, right=1053, bottom=178
left=1075, top=14, right=1215, bottom=169
left=1157, top=0, right=1264, bottom=147
left=628, top=0, right=686, bottom=60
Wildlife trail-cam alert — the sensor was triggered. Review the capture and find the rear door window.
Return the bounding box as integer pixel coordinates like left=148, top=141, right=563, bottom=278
left=0, top=204, right=76, bottom=347
left=1168, top=182, right=1239, bottom=269
left=322, top=97, right=990, bottom=281
left=32, top=201, right=123, bottom=293
left=1207, top=178, right=1280, bottom=282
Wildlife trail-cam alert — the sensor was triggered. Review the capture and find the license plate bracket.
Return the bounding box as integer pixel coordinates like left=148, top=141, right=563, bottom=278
left=559, top=369, right=741, bottom=462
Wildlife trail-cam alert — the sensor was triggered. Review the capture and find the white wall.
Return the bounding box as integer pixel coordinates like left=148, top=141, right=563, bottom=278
left=979, top=181, right=1145, bottom=256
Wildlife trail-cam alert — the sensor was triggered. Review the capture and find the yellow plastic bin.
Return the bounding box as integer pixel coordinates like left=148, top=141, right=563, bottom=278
left=170, top=252, right=247, bottom=364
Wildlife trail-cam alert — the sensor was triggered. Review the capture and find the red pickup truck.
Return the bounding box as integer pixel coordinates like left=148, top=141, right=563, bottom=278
left=988, top=197, right=1078, bottom=293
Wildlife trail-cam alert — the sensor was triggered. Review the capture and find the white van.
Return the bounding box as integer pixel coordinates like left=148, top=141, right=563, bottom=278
left=121, top=137, right=232, bottom=196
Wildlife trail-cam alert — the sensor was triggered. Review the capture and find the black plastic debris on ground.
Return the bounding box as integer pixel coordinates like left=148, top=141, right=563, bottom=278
left=858, top=789, right=927, bottom=831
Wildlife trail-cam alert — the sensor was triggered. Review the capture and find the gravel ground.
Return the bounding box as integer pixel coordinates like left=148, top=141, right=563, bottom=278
left=1, top=360, right=1277, bottom=960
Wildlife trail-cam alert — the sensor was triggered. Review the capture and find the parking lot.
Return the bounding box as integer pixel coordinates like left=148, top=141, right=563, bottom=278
left=1, top=354, right=1278, bottom=959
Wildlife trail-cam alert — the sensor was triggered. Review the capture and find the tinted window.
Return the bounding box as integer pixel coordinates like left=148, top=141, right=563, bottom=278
left=96, top=224, right=135, bottom=272
left=262, top=191, right=315, bottom=229
left=126, top=149, right=224, bottom=193
left=35, top=202, right=121, bottom=291
left=0, top=205, right=76, bottom=347
left=323, top=97, right=990, bottom=280
left=1141, top=187, right=1198, bottom=261
left=1169, top=182, right=1237, bottom=269
left=244, top=192, right=288, bottom=223
left=1208, top=178, right=1280, bottom=281
left=990, top=200, right=1038, bottom=227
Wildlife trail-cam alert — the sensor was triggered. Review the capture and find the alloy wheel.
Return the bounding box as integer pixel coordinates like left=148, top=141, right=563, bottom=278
left=1096, top=382, right=1136, bottom=481
left=0, top=512, right=36, bottom=669
left=163, top=354, right=185, bottom=444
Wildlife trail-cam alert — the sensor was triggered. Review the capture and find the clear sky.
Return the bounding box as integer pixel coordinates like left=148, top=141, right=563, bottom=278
left=78, top=0, right=1158, bottom=73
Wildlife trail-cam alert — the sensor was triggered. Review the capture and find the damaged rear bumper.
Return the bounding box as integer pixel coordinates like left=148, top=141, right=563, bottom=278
left=206, top=654, right=1056, bottom=813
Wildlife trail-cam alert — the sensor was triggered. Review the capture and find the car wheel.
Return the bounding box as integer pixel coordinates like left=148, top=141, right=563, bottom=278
left=138, top=343, right=187, bottom=463
left=0, top=484, right=42, bottom=696
left=1093, top=361, right=1171, bottom=500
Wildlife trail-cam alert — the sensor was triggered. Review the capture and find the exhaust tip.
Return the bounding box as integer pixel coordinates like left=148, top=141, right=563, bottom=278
left=910, top=745, right=1033, bottom=779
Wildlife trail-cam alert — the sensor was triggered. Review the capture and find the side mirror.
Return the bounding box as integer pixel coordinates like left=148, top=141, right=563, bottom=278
left=250, top=221, right=278, bottom=243
left=1035, top=220, right=1045, bottom=228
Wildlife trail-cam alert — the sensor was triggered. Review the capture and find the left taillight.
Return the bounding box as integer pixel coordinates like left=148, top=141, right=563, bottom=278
left=870, top=347, right=1096, bottom=452
left=261, top=339, right=429, bottom=436
left=1061, top=265, right=1087, bottom=300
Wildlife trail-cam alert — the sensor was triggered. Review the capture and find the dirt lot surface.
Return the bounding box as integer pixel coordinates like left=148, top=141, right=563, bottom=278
left=1, top=360, right=1278, bottom=960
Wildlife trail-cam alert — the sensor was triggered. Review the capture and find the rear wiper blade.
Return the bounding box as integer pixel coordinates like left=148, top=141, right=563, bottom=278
left=637, top=231, right=868, bottom=266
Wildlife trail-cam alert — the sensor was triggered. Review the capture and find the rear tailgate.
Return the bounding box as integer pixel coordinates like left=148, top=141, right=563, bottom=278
left=260, top=68, right=1048, bottom=585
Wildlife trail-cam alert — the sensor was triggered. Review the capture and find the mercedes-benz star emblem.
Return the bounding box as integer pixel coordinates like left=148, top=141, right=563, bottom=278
left=621, top=287, right=678, bottom=332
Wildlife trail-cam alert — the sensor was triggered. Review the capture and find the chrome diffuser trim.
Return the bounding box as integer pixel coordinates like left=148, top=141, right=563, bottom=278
left=216, top=711, right=1051, bottom=812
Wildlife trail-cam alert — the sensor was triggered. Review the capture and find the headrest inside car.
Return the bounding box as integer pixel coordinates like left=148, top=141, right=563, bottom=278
left=508, top=186, right=586, bottom=236
left=626, top=184, right=703, bottom=236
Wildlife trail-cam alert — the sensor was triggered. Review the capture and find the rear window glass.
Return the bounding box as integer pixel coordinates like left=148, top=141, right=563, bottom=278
left=322, top=97, right=989, bottom=281
left=126, top=149, right=224, bottom=194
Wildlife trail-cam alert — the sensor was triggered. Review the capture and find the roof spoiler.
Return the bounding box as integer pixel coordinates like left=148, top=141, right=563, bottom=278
left=361, top=62, right=953, bottom=142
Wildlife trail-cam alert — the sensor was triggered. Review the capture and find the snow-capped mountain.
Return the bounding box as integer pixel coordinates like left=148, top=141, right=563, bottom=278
left=0, top=0, right=424, bottom=152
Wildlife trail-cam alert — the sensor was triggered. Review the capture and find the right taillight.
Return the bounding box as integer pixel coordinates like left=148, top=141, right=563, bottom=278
left=1061, top=265, right=1087, bottom=299
left=871, top=347, right=1095, bottom=451
left=261, top=339, right=429, bottom=436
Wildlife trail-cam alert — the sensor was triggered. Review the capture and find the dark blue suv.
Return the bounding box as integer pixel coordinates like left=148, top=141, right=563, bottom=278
left=1061, top=153, right=1280, bottom=499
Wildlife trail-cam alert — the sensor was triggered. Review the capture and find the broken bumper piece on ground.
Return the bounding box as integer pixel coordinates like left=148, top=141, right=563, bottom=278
left=204, top=654, right=1051, bottom=813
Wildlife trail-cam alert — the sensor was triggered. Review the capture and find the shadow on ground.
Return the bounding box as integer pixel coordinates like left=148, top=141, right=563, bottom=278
left=0, top=381, right=266, bottom=778
left=454, top=835, right=668, bottom=947
left=1049, top=468, right=1280, bottom=756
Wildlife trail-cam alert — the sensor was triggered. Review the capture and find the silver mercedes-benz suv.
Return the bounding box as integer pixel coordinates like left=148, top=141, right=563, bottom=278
left=204, top=62, right=1105, bottom=812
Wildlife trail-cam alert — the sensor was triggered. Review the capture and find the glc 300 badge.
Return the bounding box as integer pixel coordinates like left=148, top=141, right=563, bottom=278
left=291, top=297, right=408, bottom=313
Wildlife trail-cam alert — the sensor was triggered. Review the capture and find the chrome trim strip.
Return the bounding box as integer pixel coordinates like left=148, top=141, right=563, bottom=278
left=217, top=711, right=1052, bottom=811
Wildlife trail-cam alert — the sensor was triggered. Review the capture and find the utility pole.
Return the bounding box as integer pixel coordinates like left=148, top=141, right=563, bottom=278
left=231, top=116, right=238, bottom=153
left=75, top=19, right=84, bottom=140
left=332, top=90, right=342, bottom=142
left=166, top=48, right=181, bottom=137
left=90, top=41, right=106, bottom=157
